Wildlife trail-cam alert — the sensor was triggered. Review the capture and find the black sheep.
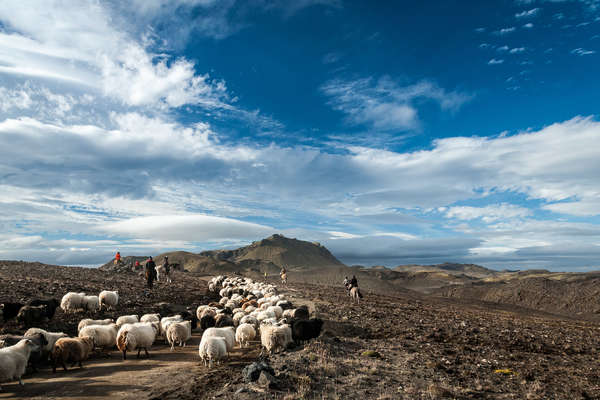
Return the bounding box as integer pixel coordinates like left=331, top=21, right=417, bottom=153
left=178, top=311, right=198, bottom=330
left=200, top=314, right=216, bottom=330
left=215, top=314, right=234, bottom=327
left=0, top=332, right=48, bottom=371
left=1, top=302, right=24, bottom=321
left=17, top=305, right=47, bottom=327
left=28, top=298, right=60, bottom=320
left=292, top=318, right=324, bottom=343
left=292, top=306, right=310, bottom=321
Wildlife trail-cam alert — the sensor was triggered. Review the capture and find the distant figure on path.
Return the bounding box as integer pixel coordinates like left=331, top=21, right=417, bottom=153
left=349, top=275, right=358, bottom=288
left=114, top=251, right=121, bottom=265
left=264, top=271, right=268, bottom=281
left=145, top=256, right=157, bottom=289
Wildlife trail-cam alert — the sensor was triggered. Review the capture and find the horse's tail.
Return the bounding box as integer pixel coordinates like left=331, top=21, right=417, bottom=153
left=358, top=289, right=363, bottom=298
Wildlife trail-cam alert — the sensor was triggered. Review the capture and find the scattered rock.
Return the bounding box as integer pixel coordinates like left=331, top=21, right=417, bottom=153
left=257, top=370, right=278, bottom=389
left=361, top=350, right=382, bottom=358
left=242, top=361, right=274, bottom=383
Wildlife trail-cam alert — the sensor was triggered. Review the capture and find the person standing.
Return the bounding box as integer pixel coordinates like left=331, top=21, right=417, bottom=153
left=114, top=251, right=121, bottom=265
left=145, top=256, right=156, bottom=289
left=350, top=275, right=358, bottom=289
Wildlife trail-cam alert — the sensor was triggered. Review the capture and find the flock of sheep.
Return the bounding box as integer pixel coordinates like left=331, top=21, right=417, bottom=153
left=0, top=274, right=324, bottom=391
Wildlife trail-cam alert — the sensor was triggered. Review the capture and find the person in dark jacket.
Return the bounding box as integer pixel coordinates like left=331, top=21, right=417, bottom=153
left=349, top=275, right=358, bottom=288
left=145, top=256, right=157, bottom=288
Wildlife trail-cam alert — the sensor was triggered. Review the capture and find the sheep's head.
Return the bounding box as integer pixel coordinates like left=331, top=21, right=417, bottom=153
left=22, top=338, right=40, bottom=352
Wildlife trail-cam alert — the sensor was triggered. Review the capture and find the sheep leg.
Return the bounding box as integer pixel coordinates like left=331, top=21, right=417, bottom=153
left=122, top=350, right=127, bottom=360
left=170, top=343, right=174, bottom=352
left=18, top=378, right=24, bottom=386
left=79, top=360, right=83, bottom=368
left=62, top=360, right=68, bottom=371
left=137, top=348, right=141, bottom=358
left=144, top=348, right=150, bottom=358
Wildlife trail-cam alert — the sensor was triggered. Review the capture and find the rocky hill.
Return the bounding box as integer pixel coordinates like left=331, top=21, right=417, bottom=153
left=199, top=234, right=345, bottom=269
left=435, top=273, right=600, bottom=317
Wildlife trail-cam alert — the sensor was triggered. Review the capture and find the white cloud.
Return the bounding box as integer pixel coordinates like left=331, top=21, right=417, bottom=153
left=446, top=204, right=532, bottom=222
left=571, top=48, right=596, bottom=55
left=488, top=58, right=505, bottom=64
left=497, top=45, right=510, bottom=52
left=515, top=8, right=540, bottom=18
left=543, top=199, right=600, bottom=216
left=103, top=214, right=275, bottom=242
left=0, top=1, right=230, bottom=111
left=523, top=22, right=534, bottom=28
left=321, top=76, right=472, bottom=131
left=510, top=47, right=526, bottom=53
left=495, top=27, right=517, bottom=35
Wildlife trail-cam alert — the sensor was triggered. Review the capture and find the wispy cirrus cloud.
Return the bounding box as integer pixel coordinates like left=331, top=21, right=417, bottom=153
left=515, top=8, right=540, bottom=18
left=320, top=76, right=473, bottom=131
left=494, top=27, right=517, bottom=35
left=488, top=58, right=505, bottom=64
left=571, top=47, right=596, bottom=55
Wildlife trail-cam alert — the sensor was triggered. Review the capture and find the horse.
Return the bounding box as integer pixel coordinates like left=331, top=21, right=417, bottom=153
left=350, top=287, right=363, bottom=304
left=155, top=264, right=172, bottom=283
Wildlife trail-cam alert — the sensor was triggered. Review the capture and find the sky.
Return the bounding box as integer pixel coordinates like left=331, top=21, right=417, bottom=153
left=0, top=0, right=599, bottom=270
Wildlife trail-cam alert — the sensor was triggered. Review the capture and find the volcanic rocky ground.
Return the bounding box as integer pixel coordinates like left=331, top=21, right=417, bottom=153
left=1, top=261, right=600, bottom=399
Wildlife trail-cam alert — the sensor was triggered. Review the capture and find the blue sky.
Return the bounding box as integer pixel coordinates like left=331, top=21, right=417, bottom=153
left=0, top=0, right=599, bottom=270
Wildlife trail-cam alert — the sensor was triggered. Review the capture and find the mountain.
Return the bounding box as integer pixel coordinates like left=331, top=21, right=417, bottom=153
left=199, top=234, right=345, bottom=269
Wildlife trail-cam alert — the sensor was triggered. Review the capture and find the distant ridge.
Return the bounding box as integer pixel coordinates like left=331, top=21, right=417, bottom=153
left=199, top=234, right=345, bottom=269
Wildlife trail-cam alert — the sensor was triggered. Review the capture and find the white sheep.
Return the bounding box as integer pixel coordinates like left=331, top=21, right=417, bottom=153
left=60, top=292, right=86, bottom=313
left=99, top=290, right=119, bottom=310
left=116, top=315, right=139, bottom=328
left=160, top=315, right=183, bottom=337
left=82, top=295, right=100, bottom=312
left=256, top=310, right=276, bottom=322
left=240, top=315, right=259, bottom=330
left=201, top=327, right=235, bottom=353
left=79, top=324, right=118, bottom=349
left=232, top=311, right=246, bottom=327
left=140, top=313, right=161, bottom=323
left=0, top=339, right=38, bottom=390
left=235, top=323, right=256, bottom=348
left=24, top=328, right=68, bottom=355
left=260, top=324, right=293, bottom=354
left=267, top=305, right=283, bottom=319
left=166, top=320, right=192, bottom=351
left=116, top=322, right=158, bottom=360
left=78, top=318, right=114, bottom=333
left=198, top=337, right=227, bottom=368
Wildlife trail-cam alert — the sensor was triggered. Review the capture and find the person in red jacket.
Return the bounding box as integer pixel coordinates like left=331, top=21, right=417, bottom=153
left=114, top=251, right=121, bottom=265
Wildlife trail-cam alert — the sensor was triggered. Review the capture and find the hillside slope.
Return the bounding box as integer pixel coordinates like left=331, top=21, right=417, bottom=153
left=436, top=275, right=600, bottom=317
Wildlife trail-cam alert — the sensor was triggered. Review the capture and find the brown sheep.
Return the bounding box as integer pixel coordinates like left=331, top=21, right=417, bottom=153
left=241, top=300, right=258, bottom=310
left=52, top=336, right=94, bottom=372
left=207, top=302, right=223, bottom=309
